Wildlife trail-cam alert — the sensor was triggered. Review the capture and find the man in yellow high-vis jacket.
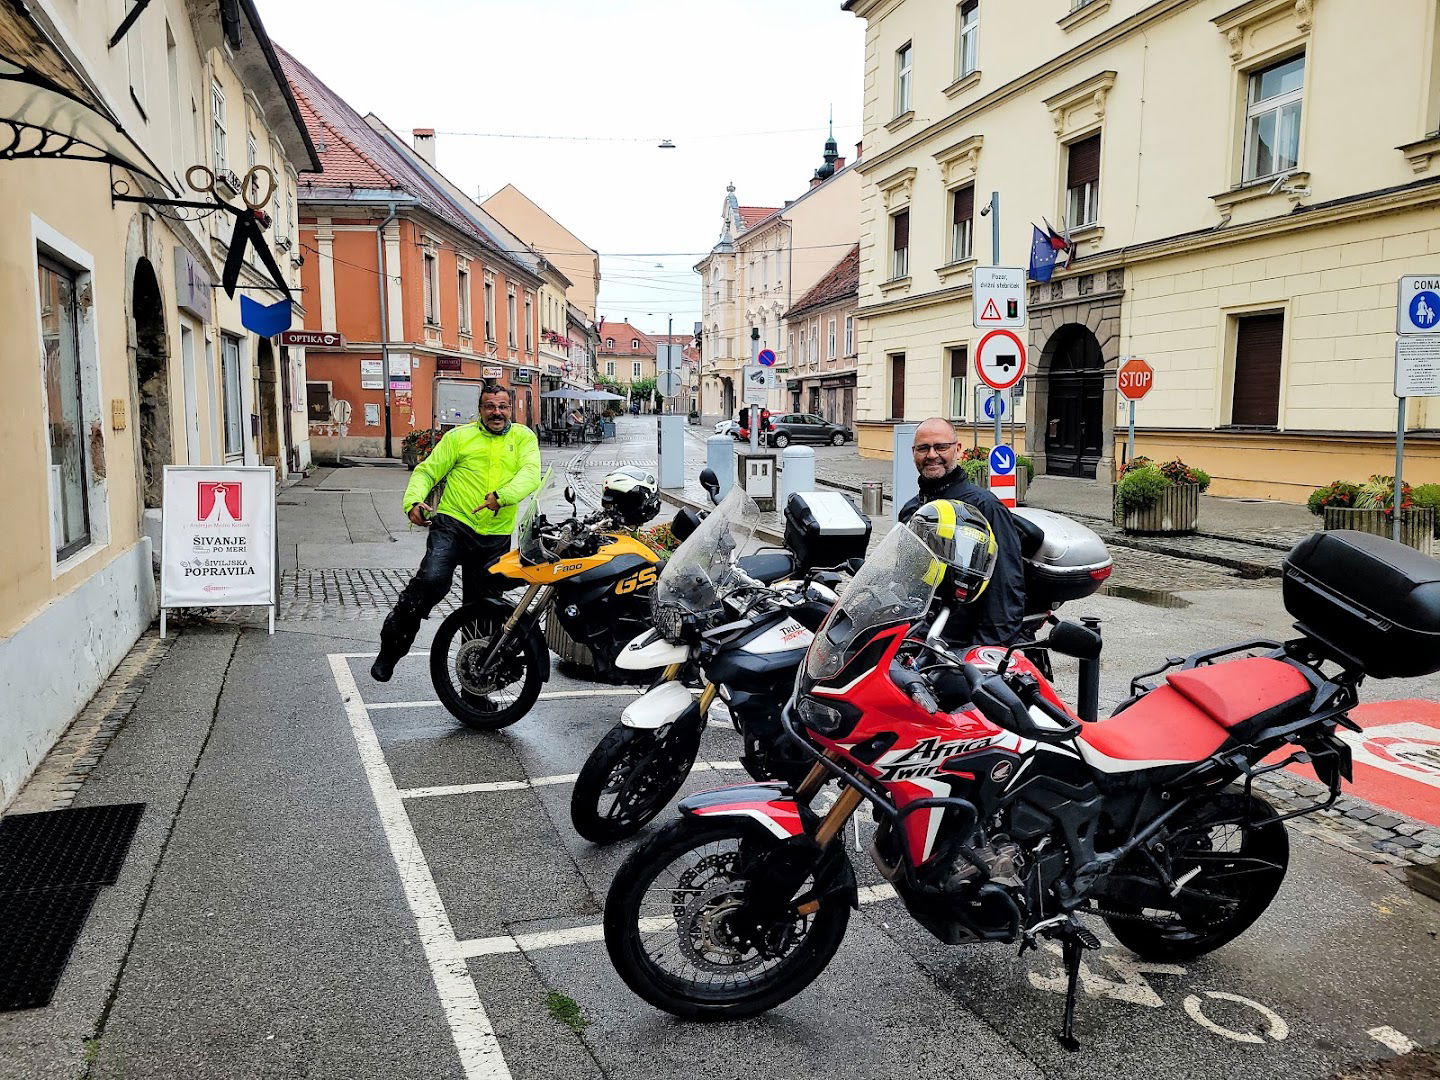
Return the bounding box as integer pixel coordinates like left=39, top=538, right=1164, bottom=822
left=371, top=383, right=542, bottom=682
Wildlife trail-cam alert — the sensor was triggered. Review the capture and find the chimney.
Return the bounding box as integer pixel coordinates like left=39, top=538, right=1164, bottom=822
left=855, top=140, right=863, bottom=161
left=834, top=157, right=846, bottom=170
left=412, top=128, right=436, bottom=166
left=809, top=177, right=823, bottom=189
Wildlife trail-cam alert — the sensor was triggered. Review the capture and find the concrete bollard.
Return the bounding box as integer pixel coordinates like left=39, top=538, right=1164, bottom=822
left=779, top=445, right=815, bottom=509
left=706, top=435, right=734, bottom=499
left=891, top=422, right=918, bottom=516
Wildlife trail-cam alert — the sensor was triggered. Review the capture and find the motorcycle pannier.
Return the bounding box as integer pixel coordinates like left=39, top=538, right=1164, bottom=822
left=1012, top=508, right=1113, bottom=612
left=1282, top=529, right=1440, bottom=678
left=784, top=492, right=871, bottom=571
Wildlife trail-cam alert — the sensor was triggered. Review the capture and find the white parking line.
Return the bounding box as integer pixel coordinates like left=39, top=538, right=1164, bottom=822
left=458, top=884, right=898, bottom=958
left=1368, top=1026, right=1419, bottom=1055
left=328, top=655, right=513, bottom=1080
left=398, top=761, right=745, bottom=800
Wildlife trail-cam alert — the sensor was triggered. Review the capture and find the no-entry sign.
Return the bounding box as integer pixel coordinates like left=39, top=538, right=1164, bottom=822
left=1117, top=357, right=1154, bottom=401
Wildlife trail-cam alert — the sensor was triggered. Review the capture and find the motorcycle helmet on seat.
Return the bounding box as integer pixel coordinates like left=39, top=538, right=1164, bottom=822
left=906, top=500, right=998, bottom=603
left=601, top=466, right=661, bottom=526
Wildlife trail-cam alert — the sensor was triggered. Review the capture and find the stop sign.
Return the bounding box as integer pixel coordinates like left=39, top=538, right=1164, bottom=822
left=1117, top=357, right=1155, bottom=401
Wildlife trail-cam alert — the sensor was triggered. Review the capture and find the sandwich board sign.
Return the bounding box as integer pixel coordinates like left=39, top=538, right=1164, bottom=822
left=160, top=466, right=276, bottom=636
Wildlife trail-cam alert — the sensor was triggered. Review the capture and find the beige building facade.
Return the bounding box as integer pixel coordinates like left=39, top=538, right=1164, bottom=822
left=845, top=0, right=1440, bottom=499
left=696, top=139, right=861, bottom=418
left=0, top=0, right=315, bottom=808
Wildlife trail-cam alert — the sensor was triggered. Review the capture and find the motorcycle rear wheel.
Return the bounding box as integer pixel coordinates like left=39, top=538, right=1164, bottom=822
left=430, top=606, right=546, bottom=730
left=1102, top=792, right=1289, bottom=962
left=571, top=715, right=702, bottom=844
left=604, top=818, right=850, bottom=1020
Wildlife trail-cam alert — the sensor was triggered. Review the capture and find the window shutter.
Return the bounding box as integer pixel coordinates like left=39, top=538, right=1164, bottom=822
left=1232, top=313, right=1284, bottom=427
left=961, top=0, right=977, bottom=15
left=950, top=348, right=967, bottom=378
left=952, top=185, right=974, bottom=226
left=891, top=353, right=906, bottom=419
left=1067, top=134, right=1101, bottom=188
left=893, top=210, right=909, bottom=249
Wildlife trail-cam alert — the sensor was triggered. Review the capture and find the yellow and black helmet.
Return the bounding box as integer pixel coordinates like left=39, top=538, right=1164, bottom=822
left=906, top=500, right=998, bottom=603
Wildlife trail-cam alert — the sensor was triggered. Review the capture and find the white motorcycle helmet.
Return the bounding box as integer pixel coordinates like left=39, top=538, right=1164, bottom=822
left=601, top=466, right=661, bottom=527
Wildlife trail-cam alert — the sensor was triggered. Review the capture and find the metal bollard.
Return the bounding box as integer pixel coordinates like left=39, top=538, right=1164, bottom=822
left=861, top=481, right=884, bottom=517
left=779, top=446, right=815, bottom=508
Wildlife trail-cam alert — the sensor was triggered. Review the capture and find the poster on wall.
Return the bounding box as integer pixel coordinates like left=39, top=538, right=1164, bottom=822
left=360, top=358, right=383, bottom=388
left=160, top=466, right=276, bottom=636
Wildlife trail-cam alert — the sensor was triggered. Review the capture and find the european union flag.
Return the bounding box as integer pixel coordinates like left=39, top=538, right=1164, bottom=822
left=1028, top=225, right=1058, bottom=283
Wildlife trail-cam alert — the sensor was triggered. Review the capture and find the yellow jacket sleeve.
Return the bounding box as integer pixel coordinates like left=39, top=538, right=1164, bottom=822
left=495, top=428, right=542, bottom=507
left=403, top=430, right=457, bottom=511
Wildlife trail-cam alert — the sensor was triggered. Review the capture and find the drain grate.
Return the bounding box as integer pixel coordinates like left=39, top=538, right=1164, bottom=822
left=0, top=886, right=102, bottom=1010
left=0, top=803, right=145, bottom=891
left=0, top=803, right=144, bottom=1011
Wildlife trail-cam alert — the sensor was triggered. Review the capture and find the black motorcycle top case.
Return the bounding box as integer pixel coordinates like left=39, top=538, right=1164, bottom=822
left=1282, top=528, right=1440, bottom=678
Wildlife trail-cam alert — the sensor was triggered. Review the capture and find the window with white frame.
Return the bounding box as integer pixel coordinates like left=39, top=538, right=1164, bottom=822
left=210, top=81, right=226, bottom=173
left=484, top=276, right=496, bottom=341
left=827, top=318, right=837, bottom=359
left=950, top=184, right=975, bottom=262
left=606, top=360, right=615, bottom=376
left=948, top=347, right=967, bottom=418
left=1243, top=54, right=1304, bottom=182
left=797, top=328, right=806, bottom=363
left=843, top=315, right=855, bottom=355
left=810, top=322, right=819, bottom=364
left=633, top=360, right=642, bottom=378
left=957, top=1, right=979, bottom=78
left=631, top=338, right=640, bottom=349
left=1065, top=134, right=1100, bottom=228
left=38, top=256, right=91, bottom=559
left=606, top=337, right=615, bottom=349
left=422, top=250, right=438, bottom=324
left=896, top=42, right=913, bottom=116
left=507, top=289, right=517, bottom=348
left=457, top=266, right=471, bottom=332
left=221, top=333, right=244, bottom=457
left=891, top=209, right=910, bottom=279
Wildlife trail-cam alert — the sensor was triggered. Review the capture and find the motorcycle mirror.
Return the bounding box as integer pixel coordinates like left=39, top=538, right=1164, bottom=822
left=564, top=485, right=577, bottom=505
left=699, top=468, right=721, bottom=504
left=1048, top=620, right=1102, bottom=661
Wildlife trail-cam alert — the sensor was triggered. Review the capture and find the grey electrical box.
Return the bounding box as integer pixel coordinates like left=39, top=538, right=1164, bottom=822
left=736, top=451, right=777, bottom=512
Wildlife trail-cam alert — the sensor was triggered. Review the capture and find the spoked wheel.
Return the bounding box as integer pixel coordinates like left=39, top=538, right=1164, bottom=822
left=1101, top=792, right=1289, bottom=962
left=604, top=818, right=850, bottom=1019
left=430, top=605, right=546, bottom=730
left=571, top=715, right=702, bottom=844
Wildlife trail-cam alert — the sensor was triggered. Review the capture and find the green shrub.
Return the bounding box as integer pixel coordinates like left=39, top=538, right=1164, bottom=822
left=1158, top=458, right=1211, bottom=492
left=1116, top=465, right=1170, bottom=512
left=961, top=458, right=988, bottom=485
left=1306, top=480, right=1360, bottom=515
left=1354, top=474, right=1414, bottom=513
left=1016, top=454, right=1035, bottom=482
left=1119, top=454, right=1154, bottom=477
left=1412, top=483, right=1440, bottom=537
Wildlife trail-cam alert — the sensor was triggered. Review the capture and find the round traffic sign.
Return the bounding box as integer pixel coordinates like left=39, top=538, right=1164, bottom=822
left=1409, top=292, right=1440, bottom=331
left=757, top=348, right=776, bottom=367
left=974, top=329, right=1027, bottom=391
left=988, top=445, right=1016, bottom=476
left=982, top=395, right=1007, bottom=419
left=1116, top=356, right=1155, bottom=401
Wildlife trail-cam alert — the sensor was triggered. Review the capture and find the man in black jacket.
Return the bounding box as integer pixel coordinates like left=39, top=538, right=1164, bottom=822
left=897, top=417, right=1026, bottom=645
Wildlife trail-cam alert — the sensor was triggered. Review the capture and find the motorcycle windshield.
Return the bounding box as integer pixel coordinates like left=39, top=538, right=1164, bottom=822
left=516, top=467, right=556, bottom=564
left=805, top=524, right=941, bottom=681
left=652, top=486, right=761, bottom=625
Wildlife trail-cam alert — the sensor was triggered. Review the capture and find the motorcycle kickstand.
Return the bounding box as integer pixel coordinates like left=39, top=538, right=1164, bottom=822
left=1056, top=918, right=1101, bottom=1053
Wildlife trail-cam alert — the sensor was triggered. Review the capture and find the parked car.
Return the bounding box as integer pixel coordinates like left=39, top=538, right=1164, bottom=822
left=764, top=413, right=853, bottom=447
left=714, top=419, right=741, bottom=438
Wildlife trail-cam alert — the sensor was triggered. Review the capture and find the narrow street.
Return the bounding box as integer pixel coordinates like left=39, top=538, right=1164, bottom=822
left=4, top=419, right=1438, bottom=1080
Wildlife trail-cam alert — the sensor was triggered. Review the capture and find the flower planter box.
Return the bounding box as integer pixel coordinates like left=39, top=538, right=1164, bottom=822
left=1322, top=506, right=1435, bottom=556
left=1121, top=483, right=1200, bottom=535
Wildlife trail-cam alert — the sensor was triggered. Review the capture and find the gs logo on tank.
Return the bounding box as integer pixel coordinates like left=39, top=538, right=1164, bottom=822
left=614, top=567, right=659, bottom=595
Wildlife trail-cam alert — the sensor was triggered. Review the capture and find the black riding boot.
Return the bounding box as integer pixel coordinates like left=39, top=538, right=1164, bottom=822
left=371, top=600, right=423, bottom=682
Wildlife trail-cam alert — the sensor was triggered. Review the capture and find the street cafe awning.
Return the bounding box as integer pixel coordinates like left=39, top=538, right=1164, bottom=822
left=1, top=0, right=173, bottom=190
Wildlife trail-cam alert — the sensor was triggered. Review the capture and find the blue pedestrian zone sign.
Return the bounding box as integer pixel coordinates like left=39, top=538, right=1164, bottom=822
left=988, top=445, right=1016, bottom=476
left=1410, top=292, right=1440, bottom=331
left=983, top=395, right=1007, bottom=419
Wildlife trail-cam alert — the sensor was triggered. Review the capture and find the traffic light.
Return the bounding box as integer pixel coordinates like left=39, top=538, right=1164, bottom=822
left=1006, top=298, right=1019, bottom=319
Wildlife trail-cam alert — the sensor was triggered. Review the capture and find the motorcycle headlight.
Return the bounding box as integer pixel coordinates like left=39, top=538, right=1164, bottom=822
left=797, top=694, right=847, bottom=736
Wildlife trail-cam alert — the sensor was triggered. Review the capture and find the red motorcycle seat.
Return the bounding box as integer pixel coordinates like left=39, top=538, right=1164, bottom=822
left=1165, top=658, right=1311, bottom=730
left=1079, top=686, right=1230, bottom=766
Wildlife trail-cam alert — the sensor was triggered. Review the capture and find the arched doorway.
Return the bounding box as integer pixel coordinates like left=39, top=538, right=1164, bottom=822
left=256, top=338, right=281, bottom=466
left=132, top=258, right=170, bottom=507
left=1043, top=323, right=1105, bottom=478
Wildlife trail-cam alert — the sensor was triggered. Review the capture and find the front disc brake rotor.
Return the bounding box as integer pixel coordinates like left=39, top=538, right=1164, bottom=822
left=454, top=635, right=514, bottom=695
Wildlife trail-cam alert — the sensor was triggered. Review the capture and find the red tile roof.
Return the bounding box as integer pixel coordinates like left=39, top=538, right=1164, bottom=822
left=785, top=244, right=859, bottom=320
left=737, top=206, right=780, bottom=230
left=596, top=321, right=655, bottom=356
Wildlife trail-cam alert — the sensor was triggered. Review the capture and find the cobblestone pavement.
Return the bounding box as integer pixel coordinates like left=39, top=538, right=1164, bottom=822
left=198, top=569, right=465, bottom=625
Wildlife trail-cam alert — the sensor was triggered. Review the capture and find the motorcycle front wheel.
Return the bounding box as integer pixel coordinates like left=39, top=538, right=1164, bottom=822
left=571, top=713, right=702, bottom=844
left=604, top=818, right=850, bottom=1020
left=430, top=605, right=546, bottom=730
left=1101, top=791, right=1289, bottom=962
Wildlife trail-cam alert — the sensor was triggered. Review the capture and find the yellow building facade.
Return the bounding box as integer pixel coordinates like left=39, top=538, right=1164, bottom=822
left=846, top=0, right=1440, bottom=500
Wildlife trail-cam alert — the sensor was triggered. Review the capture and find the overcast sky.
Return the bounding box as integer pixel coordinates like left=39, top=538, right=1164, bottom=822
left=255, top=0, right=865, bottom=336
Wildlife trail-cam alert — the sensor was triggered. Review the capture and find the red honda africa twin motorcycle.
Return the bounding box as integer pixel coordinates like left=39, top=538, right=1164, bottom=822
left=601, top=524, right=1438, bottom=1049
